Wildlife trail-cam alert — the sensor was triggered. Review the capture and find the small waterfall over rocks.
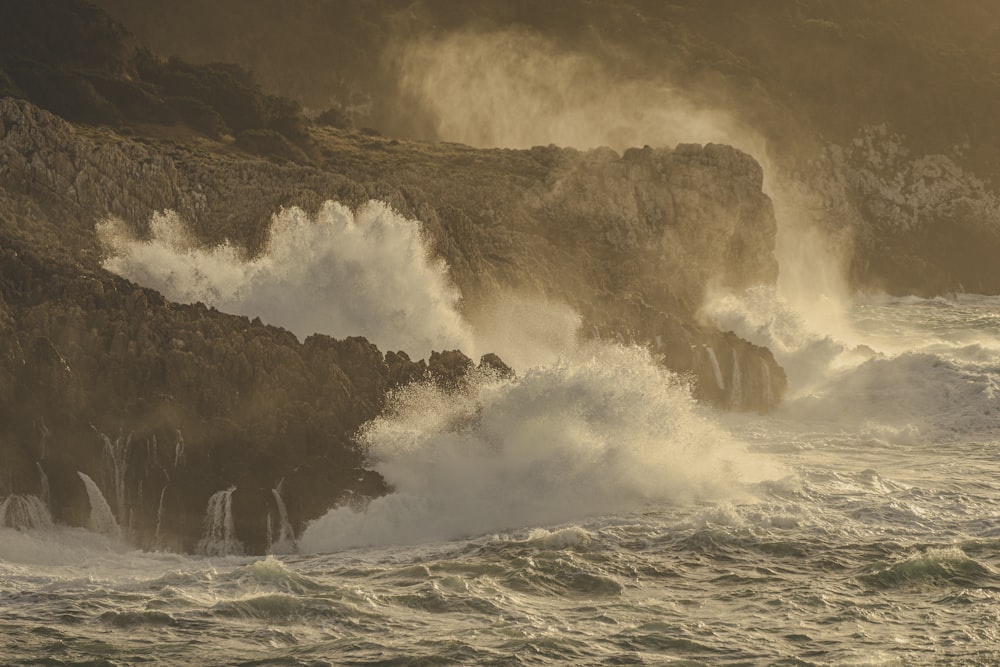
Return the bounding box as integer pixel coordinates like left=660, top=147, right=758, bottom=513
left=173, top=430, right=186, bottom=468
left=267, top=479, right=296, bottom=554
left=198, top=487, right=244, bottom=556
left=154, top=484, right=169, bottom=549
left=76, top=472, right=122, bottom=540
left=36, top=462, right=50, bottom=506
left=728, top=348, right=744, bottom=410
left=704, top=345, right=725, bottom=390
left=94, top=427, right=130, bottom=523
left=759, top=357, right=773, bottom=408
left=0, top=494, right=53, bottom=530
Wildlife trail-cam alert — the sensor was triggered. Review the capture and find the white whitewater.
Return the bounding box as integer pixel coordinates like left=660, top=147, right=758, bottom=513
left=268, top=480, right=296, bottom=555
left=76, top=471, right=122, bottom=540
left=0, top=494, right=53, bottom=530
left=198, top=487, right=243, bottom=556
left=97, top=201, right=475, bottom=359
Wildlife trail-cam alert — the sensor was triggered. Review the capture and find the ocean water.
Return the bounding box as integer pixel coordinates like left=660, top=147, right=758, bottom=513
left=3, top=294, right=1000, bottom=666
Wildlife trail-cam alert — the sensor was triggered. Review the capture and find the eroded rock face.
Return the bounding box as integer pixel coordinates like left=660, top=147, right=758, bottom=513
left=792, top=124, right=1000, bottom=295
left=0, top=98, right=787, bottom=552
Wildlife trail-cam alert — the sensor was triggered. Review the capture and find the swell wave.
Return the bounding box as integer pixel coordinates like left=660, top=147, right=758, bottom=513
left=861, top=547, right=997, bottom=589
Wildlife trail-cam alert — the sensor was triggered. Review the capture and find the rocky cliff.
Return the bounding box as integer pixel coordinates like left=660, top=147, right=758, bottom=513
left=0, top=91, right=785, bottom=552
left=788, top=125, right=1000, bottom=296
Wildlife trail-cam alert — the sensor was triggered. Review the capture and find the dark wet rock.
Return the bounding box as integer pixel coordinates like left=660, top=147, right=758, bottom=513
left=427, top=350, right=475, bottom=389
left=0, top=93, right=786, bottom=552
left=479, top=353, right=515, bottom=380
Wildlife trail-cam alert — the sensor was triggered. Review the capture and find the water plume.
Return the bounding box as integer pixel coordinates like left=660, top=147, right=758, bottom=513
left=97, top=200, right=474, bottom=359
left=397, top=28, right=855, bottom=340
left=300, top=342, right=782, bottom=552
left=397, top=29, right=744, bottom=153
left=700, top=286, right=856, bottom=397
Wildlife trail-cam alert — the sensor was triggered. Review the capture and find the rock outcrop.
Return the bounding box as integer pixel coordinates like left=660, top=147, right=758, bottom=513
left=793, top=125, right=1000, bottom=296
left=0, top=234, right=509, bottom=551
left=0, top=93, right=786, bottom=552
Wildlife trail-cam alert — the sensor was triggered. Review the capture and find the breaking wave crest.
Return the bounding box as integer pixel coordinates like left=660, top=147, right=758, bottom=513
left=97, top=200, right=474, bottom=358
left=300, top=343, right=782, bottom=552
left=704, top=288, right=1000, bottom=442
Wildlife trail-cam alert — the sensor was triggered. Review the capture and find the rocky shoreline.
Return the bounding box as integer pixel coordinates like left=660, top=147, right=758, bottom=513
left=0, top=95, right=787, bottom=551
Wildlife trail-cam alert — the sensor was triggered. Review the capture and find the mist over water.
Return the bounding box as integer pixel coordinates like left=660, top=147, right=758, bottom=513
left=97, top=200, right=474, bottom=358
left=466, top=294, right=581, bottom=372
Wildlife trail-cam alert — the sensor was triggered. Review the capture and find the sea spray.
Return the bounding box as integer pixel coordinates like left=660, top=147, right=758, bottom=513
left=97, top=200, right=474, bottom=358
left=77, top=472, right=122, bottom=540
left=701, top=286, right=860, bottom=397
left=466, top=294, right=581, bottom=372
left=300, top=342, right=782, bottom=551
left=707, top=292, right=1000, bottom=441
left=199, top=487, right=243, bottom=556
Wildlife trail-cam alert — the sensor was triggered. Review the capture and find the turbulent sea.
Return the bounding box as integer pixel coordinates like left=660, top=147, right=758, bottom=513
left=3, top=294, right=1000, bottom=666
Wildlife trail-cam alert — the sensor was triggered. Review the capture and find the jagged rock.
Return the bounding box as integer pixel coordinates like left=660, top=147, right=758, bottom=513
left=479, top=353, right=515, bottom=380
left=795, top=125, right=1000, bottom=295
left=427, top=349, right=474, bottom=389
left=386, top=350, right=427, bottom=388
left=0, top=94, right=789, bottom=551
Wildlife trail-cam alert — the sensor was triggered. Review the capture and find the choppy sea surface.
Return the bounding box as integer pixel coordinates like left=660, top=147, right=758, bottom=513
left=3, top=294, right=1000, bottom=666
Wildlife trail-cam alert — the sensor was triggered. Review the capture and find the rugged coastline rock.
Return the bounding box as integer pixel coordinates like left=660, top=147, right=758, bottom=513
left=791, top=125, right=1000, bottom=296
left=0, top=93, right=786, bottom=551
left=0, top=235, right=509, bottom=550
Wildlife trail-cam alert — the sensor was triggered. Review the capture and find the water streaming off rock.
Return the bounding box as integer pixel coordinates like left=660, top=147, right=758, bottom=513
left=198, top=487, right=244, bottom=557
left=76, top=471, right=122, bottom=541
